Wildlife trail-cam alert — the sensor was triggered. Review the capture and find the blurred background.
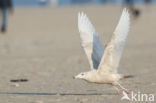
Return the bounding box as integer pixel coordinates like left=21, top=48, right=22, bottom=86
left=12, top=0, right=156, bottom=6
left=0, top=0, right=155, bottom=103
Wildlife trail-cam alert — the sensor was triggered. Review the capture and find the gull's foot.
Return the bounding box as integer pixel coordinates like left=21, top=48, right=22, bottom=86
left=117, top=90, right=122, bottom=95
left=124, top=89, right=130, bottom=94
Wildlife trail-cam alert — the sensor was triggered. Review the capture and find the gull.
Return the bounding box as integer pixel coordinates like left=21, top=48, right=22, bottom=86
left=74, top=8, right=131, bottom=94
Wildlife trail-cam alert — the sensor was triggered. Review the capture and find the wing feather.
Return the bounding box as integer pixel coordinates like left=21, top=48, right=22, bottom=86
left=78, top=12, right=104, bottom=70
left=97, top=8, right=130, bottom=73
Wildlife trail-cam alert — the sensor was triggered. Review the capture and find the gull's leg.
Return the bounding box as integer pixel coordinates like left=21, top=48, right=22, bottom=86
left=113, top=82, right=130, bottom=94
left=117, top=82, right=130, bottom=94
left=113, top=86, right=122, bottom=94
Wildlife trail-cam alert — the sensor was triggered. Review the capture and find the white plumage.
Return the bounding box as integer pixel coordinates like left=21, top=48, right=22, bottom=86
left=75, top=8, right=130, bottom=94
left=78, top=12, right=104, bottom=70
left=98, top=8, right=130, bottom=73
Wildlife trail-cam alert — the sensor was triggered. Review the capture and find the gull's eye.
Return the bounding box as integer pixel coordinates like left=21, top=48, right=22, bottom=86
left=81, top=73, right=84, bottom=76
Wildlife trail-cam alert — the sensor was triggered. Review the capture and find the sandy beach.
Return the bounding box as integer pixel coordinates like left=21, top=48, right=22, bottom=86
left=0, top=5, right=156, bottom=103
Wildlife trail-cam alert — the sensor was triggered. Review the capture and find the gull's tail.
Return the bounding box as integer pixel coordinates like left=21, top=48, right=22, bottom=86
left=120, top=74, right=134, bottom=79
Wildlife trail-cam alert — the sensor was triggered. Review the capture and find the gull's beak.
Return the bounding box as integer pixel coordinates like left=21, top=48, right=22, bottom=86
left=73, top=75, right=79, bottom=79
left=73, top=76, right=76, bottom=79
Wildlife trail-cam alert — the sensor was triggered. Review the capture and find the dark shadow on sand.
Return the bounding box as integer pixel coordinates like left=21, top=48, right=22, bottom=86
left=0, top=92, right=115, bottom=96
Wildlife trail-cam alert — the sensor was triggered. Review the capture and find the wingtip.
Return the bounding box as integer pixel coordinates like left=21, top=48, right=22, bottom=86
left=78, top=11, right=84, bottom=16
left=77, top=11, right=96, bottom=36
left=123, top=8, right=128, bottom=12
left=78, top=12, right=81, bottom=18
left=78, top=11, right=88, bottom=24
left=122, top=8, right=130, bottom=23
left=123, top=8, right=129, bottom=15
left=78, top=12, right=80, bottom=16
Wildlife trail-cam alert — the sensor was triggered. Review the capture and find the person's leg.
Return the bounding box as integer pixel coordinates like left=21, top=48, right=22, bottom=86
left=1, top=8, right=8, bottom=32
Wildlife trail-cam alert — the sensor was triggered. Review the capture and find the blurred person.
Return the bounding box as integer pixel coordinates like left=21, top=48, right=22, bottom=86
left=145, top=0, right=151, bottom=4
left=0, top=0, right=13, bottom=33
left=124, top=0, right=140, bottom=19
left=145, top=0, right=151, bottom=10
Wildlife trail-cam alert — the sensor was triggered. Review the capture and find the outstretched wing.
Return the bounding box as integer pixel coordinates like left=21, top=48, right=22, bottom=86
left=97, top=8, right=130, bottom=73
left=78, top=12, right=104, bottom=70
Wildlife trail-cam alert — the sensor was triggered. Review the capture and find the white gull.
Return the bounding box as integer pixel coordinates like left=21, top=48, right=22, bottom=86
left=75, top=8, right=131, bottom=94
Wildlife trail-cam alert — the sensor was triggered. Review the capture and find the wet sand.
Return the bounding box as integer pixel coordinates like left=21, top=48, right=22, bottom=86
left=0, top=5, right=156, bottom=103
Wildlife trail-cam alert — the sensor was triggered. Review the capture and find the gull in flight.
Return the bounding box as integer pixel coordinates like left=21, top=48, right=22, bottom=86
left=74, top=8, right=131, bottom=94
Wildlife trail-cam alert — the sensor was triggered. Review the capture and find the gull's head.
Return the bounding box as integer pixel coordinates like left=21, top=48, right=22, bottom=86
left=74, top=72, right=88, bottom=79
